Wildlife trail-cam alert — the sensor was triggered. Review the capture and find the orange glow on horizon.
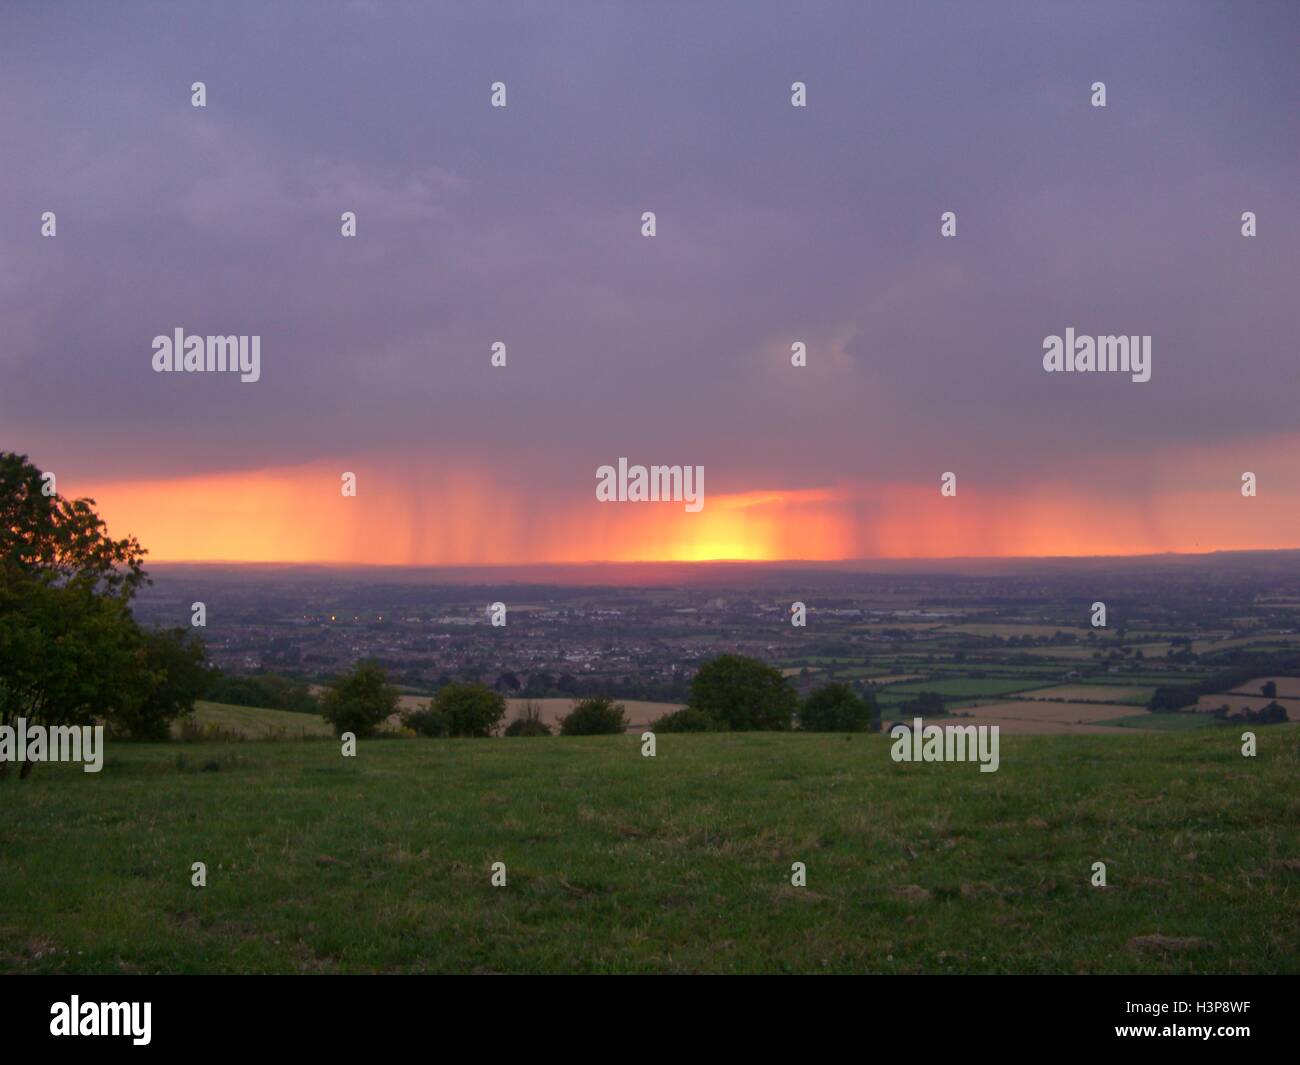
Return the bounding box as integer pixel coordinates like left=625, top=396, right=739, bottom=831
left=62, top=442, right=1300, bottom=566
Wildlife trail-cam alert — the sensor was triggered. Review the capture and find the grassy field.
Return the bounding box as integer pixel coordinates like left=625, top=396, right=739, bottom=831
left=3, top=721, right=1297, bottom=974
left=178, top=701, right=334, bottom=740
left=1098, top=713, right=1222, bottom=731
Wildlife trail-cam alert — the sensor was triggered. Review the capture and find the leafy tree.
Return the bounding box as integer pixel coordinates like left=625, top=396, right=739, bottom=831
left=320, top=660, right=398, bottom=738
left=687, top=654, right=796, bottom=731
left=559, top=695, right=627, bottom=735
left=0, top=453, right=150, bottom=776
left=1, top=577, right=143, bottom=744
left=112, top=627, right=212, bottom=740
left=433, top=682, right=505, bottom=737
left=0, top=452, right=146, bottom=597
left=799, top=682, right=877, bottom=732
left=406, top=704, right=448, bottom=737
left=1261, top=680, right=1278, bottom=698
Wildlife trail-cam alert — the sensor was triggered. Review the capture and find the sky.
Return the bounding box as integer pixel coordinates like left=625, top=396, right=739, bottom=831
left=2, top=1, right=1298, bottom=564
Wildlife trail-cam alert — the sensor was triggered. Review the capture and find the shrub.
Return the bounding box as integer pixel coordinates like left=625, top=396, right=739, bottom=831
left=559, top=695, right=628, bottom=736
left=1149, top=685, right=1198, bottom=713
left=405, top=704, right=448, bottom=737
left=1215, top=700, right=1288, bottom=725
left=650, top=706, right=723, bottom=732
left=434, top=682, right=506, bottom=737
left=319, top=660, right=398, bottom=739
left=799, top=682, right=877, bottom=732
left=687, top=654, right=796, bottom=731
left=504, top=701, right=552, bottom=736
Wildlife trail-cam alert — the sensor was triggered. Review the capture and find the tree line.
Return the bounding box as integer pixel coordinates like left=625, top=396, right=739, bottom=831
left=319, top=652, right=879, bottom=739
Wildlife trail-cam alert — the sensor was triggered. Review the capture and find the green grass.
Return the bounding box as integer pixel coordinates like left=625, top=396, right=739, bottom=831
left=2, top=727, right=1296, bottom=974
left=179, top=700, right=334, bottom=739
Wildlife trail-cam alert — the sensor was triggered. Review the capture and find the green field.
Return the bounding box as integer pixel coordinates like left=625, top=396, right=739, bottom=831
left=177, top=700, right=335, bottom=740
left=3, top=720, right=1297, bottom=974
left=881, top=678, right=1053, bottom=698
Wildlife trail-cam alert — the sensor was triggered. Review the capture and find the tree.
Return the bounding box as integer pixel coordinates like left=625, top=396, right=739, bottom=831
left=1, top=577, right=143, bottom=773
left=687, top=654, right=796, bottom=731
left=0, top=452, right=146, bottom=597
left=433, top=682, right=505, bottom=737
left=1261, top=680, right=1278, bottom=698
left=559, top=695, right=627, bottom=735
left=405, top=704, right=448, bottom=737
left=112, top=627, right=212, bottom=740
left=799, top=682, right=877, bottom=732
left=0, top=453, right=150, bottom=776
left=320, top=660, right=398, bottom=738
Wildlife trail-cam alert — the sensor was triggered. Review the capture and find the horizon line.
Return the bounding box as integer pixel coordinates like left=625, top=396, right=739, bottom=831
left=139, top=547, right=1300, bottom=567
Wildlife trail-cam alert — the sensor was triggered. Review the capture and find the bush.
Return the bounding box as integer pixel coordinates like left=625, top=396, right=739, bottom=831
left=504, top=701, right=552, bottom=736
left=434, top=682, right=506, bottom=737
left=650, top=706, right=723, bottom=732
left=319, top=660, right=398, bottom=738
left=559, top=695, right=628, bottom=736
left=687, top=654, right=796, bottom=731
left=405, top=704, right=448, bottom=737
left=799, top=682, right=877, bottom=732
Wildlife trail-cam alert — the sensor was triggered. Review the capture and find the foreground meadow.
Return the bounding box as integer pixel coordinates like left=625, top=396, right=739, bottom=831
left=2, top=727, right=1296, bottom=974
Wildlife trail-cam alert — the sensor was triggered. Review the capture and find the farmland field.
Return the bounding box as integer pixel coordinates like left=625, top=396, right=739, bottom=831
left=1230, top=677, right=1300, bottom=699
left=944, top=700, right=1154, bottom=727
left=504, top=698, right=682, bottom=730
left=3, top=725, right=1295, bottom=974
left=1022, top=685, right=1154, bottom=704
left=881, top=678, right=1053, bottom=698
